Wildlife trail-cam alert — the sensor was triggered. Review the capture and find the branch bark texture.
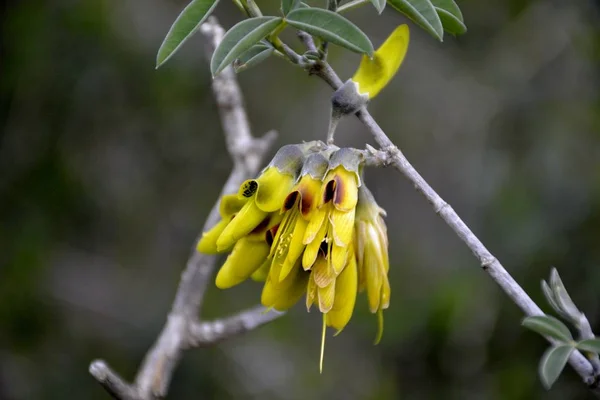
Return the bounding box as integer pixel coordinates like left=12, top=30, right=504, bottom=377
left=89, top=17, right=280, bottom=400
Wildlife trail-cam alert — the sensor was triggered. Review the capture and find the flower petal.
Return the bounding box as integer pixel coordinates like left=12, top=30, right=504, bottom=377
left=355, top=221, right=367, bottom=291
left=216, top=201, right=267, bottom=251
left=331, top=208, right=355, bottom=247
left=219, top=194, right=247, bottom=217
left=313, top=255, right=336, bottom=288
left=364, top=225, right=385, bottom=312
left=303, top=207, right=327, bottom=245
left=250, top=259, right=270, bottom=282
left=351, top=25, right=409, bottom=99
left=318, top=279, right=336, bottom=313
left=197, top=219, right=230, bottom=254
left=306, top=273, right=317, bottom=311
left=302, top=216, right=327, bottom=270
left=331, top=242, right=348, bottom=275
left=254, top=167, right=296, bottom=212
left=381, top=273, right=391, bottom=309
left=215, top=238, right=270, bottom=289
left=326, top=252, right=358, bottom=332
left=280, top=218, right=307, bottom=281
left=261, top=262, right=307, bottom=311
left=331, top=168, right=358, bottom=212
left=296, top=175, right=322, bottom=219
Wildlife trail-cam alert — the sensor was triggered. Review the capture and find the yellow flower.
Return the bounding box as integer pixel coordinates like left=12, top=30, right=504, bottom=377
left=215, top=213, right=281, bottom=289
left=258, top=148, right=363, bottom=338
left=200, top=143, right=392, bottom=370
left=302, top=148, right=361, bottom=276
left=351, top=24, right=410, bottom=99
left=306, top=247, right=357, bottom=333
left=197, top=143, right=317, bottom=289
left=260, top=152, right=329, bottom=310
left=196, top=193, right=247, bottom=254
left=197, top=144, right=307, bottom=254
left=354, top=185, right=390, bottom=344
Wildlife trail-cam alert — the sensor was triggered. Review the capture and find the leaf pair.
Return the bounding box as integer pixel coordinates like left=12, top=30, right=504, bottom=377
left=387, top=0, right=466, bottom=41
left=523, top=315, right=600, bottom=389
left=211, top=10, right=375, bottom=77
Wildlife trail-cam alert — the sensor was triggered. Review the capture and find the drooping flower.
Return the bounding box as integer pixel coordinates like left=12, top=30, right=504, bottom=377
left=197, top=143, right=318, bottom=288
left=215, top=144, right=309, bottom=252
left=260, top=151, right=331, bottom=311
left=354, top=184, right=390, bottom=344
left=198, top=143, right=391, bottom=369
left=300, top=148, right=363, bottom=370
left=302, top=148, right=361, bottom=272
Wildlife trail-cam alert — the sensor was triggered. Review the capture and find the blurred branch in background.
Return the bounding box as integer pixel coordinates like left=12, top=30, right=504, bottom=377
left=88, top=18, right=280, bottom=400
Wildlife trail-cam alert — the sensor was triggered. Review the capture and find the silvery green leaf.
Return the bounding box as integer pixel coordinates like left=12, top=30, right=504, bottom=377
left=522, top=315, right=573, bottom=342
left=576, top=338, right=600, bottom=354
left=539, top=344, right=574, bottom=389
left=156, top=0, right=221, bottom=68
left=234, top=43, right=274, bottom=73
left=387, top=0, right=443, bottom=41
left=430, top=0, right=466, bottom=35
left=211, top=17, right=283, bottom=76
left=286, top=8, right=374, bottom=55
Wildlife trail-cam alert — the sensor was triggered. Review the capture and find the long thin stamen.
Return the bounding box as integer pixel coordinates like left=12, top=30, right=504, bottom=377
left=374, top=308, right=384, bottom=345
left=320, top=313, right=327, bottom=373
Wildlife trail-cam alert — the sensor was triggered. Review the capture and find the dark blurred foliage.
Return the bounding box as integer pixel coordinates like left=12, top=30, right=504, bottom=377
left=1, top=0, right=600, bottom=398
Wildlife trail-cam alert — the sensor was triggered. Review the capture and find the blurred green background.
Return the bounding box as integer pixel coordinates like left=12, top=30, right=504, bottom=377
left=1, top=0, right=600, bottom=398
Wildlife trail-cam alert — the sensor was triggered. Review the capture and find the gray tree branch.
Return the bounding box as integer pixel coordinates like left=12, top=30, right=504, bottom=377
left=310, top=59, right=600, bottom=394
left=89, top=17, right=280, bottom=400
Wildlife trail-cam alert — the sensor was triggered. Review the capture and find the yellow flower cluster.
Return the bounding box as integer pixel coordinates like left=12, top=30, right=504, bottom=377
left=199, top=143, right=390, bottom=367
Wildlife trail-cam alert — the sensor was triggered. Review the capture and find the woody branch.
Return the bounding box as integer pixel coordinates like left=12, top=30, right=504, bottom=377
left=88, top=17, right=281, bottom=400
left=297, top=36, right=600, bottom=394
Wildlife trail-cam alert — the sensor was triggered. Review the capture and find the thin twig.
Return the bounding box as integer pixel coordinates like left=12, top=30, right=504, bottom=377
left=297, top=31, right=317, bottom=53
left=89, top=17, right=280, bottom=400
left=189, top=306, right=284, bottom=347
left=311, top=60, right=600, bottom=394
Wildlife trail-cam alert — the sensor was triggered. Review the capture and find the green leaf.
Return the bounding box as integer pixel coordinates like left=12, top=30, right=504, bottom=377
left=430, top=0, right=466, bottom=35
left=542, top=280, right=563, bottom=316
left=539, top=344, right=574, bottom=389
left=550, top=268, right=582, bottom=320
left=576, top=338, right=600, bottom=354
left=234, top=43, right=274, bottom=73
left=282, top=0, right=301, bottom=15
left=370, top=0, right=386, bottom=14
left=387, top=0, right=444, bottom=41
left=211, top=17, right=283, bottom=77
left=286, top=9, right=374, bottom=55
left=522, top=315, right=573, bottom=342
left=156, top=0, right=221, bottom=68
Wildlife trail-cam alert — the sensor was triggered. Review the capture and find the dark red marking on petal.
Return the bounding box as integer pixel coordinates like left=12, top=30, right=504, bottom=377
left=333, top=175, right=345, bottom=207
left=323, top=179, right=336, bottom=204
left=266, top=224, right=279, bottom=246
left=283, top=191, right=300, bottom=211
left=319, top=240, right=329, bottom=257
left=251, top=217, right=270, bottom=235
left=298, top=187, right=314, bottom=217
